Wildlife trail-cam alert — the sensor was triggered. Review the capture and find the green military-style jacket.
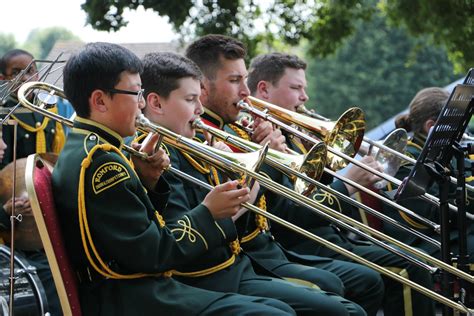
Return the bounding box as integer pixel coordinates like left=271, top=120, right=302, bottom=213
left=200, top=110, right=334, bottom=269
left=52, top=117, right=235, bottom=315
left=382, top=132, right=474, bottom=257
left=162, top=143, right=259, bottom=292
left=0, top=96, right=58, bottom=169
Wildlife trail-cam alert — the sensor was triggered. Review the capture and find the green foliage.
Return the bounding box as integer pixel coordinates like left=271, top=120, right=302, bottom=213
left=81, top=0, right=474, bottom=69
left=306, top=13, right=459, bottom=129
left=24, top=27, right=80, bottom=59
left=0, top=34, right=17, bottom=57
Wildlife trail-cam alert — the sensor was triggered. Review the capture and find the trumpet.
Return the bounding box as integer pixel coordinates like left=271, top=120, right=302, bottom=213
left=242, top=96, right=469, bottom=219
left=194, top=118, right=440, bottom=248
left=17, top=81, right=474, bottom=313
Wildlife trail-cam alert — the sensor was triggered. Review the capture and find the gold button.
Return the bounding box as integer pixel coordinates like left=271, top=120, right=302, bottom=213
left=24, top=133, right=30, bottom=139
left=35, top=122, right=41, bottom=127
left=51, top=129, right=55, bottom=134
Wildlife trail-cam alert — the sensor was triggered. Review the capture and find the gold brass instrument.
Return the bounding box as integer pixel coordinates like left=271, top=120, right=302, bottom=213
left=241, top=97, right=466, bottom=218
left=16, top=82, right=148, bottom=160
left=138, top=113, right=474, bottom=286
left=136, top=115, right=474, bottom=313
left=194, top=118, right=441, bottom=248
left=169, top=166, right=473, bottom=314
left=193, top=118, right=327, bottom=196
left=247, top=96, right=366, bottom=170
left=17, top=81, right=474, bottom=313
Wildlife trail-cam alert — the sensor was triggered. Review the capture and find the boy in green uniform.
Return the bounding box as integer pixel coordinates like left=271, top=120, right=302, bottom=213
left=184, top=34, right=386, bottom=315
left=247, top=52, right=436, bottom=316
left=52, top=42, right=296, bottom=315
left=383, top=87, right=474, bottom=263
left=142, top=51, right=367, bottom=316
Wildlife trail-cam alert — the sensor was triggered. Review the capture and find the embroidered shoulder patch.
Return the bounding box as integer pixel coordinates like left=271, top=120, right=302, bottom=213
left=92, top=162, right=130, bottom=194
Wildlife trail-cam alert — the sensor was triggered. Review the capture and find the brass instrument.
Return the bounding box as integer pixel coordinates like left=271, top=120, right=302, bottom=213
left=193, top=118, right=327, bottom=196
left=17, top=81, right=474, bottom=313
left=358, top=128, right=408, bottom=189
left=247, top=96, right=366, bottom=170
left=168, top=166, right=473, bottom=314
left=194, top=118, right=440, bottom=248
left=240, top=97, right=467, bottom=218
left=299, top=104, right=474, bottom=193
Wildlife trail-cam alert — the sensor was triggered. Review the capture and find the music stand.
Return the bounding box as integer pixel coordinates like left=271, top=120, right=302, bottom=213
left=394, top=69, right=474, bottom=315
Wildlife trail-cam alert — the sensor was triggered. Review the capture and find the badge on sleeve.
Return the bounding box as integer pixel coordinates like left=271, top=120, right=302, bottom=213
left=92, top=162, right=130, bottom=194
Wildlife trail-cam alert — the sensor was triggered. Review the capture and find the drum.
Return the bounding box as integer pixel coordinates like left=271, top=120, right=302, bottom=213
left=0, top=153, right=57, bottom=250
left=0, top=245, right=48, bottom=316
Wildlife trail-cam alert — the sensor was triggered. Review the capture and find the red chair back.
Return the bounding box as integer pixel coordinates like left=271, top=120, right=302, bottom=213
left=25, top=154, right=82, bottom=316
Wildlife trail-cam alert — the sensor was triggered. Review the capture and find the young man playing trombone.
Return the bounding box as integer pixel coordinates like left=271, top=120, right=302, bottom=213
left=247, top=52, right=435, bottom=316
left=140, top=50, right=366, bottom=316
left=186, top=34, right=391, bottom=316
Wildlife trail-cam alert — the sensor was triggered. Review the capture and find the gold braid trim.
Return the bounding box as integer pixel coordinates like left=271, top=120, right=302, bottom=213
left=240, top=195, right=269, bottom=244
left=230, top=239, right=241, bottom=255
left=228, top=123, right=251, bottom=140
left=78, top=143, right=171, bottom=279
left=171, top=254, right=236, bottom=277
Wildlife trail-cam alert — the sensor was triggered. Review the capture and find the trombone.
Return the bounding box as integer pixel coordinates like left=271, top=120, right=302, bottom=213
left=170, top=164, right=472, bottom=315
left=16, top=81, right=474, bottom=313
left=243, top=96, right=469, bottom=219
left=298, top=104, right=474, bottom=194
left=194, top=118, right=440, bottom=248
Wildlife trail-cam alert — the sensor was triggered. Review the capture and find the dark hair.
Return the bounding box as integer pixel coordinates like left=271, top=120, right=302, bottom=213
left=63, top=42, right=142, bottom=118
left=0, top=49, right=35, bottom=75
left=248, top=53, right=307, bottom=95
left=395, top=87, right=449, bottom=133
left=185, top=34, right=246, bottom=80
left=141, top=52, right=202, bottom=99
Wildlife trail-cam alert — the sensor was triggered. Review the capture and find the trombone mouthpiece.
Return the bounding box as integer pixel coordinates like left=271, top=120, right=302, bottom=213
left=192, top=117, right=204, bottom=129
left=135, top=114, right=150, bottom=127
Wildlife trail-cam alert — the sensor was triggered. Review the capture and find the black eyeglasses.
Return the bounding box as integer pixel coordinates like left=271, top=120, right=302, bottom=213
left=106, top=88, right=144, bottom=102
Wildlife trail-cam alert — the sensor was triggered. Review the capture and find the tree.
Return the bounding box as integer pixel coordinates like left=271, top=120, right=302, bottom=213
left=0, top=34, right=17, bottom=57
left=306, top=13, right=458, bottom=129
left=81, top=0, right=474, bottom=69
left=23, top=27, right=80, bottom=59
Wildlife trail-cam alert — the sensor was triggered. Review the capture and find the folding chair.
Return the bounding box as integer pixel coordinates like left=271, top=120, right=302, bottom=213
left=25, top=154, right=82, bottom=316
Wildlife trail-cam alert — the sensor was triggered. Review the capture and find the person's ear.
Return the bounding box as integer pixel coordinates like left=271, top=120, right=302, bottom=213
left=424, top=119, right=436, bottom=134
left=200, top=78, right=210, bottom=105
left=90, top=90, right=108, bottom=113
left=256, top=81, right=270, bottom=99
left=146, top=92, right=165, bottom=115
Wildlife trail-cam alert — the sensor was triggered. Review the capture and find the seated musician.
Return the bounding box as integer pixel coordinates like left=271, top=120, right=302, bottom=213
left=0, top=50, right=62, bottom=313
left=52, top=41, right=296, bottom=316
left=185, top=34, right=388, bottom=316
left=245, top=52, right=436, bottom=316
left=141, top=50, right=367, bottom=316
left=0, top=49, right=66, bottom=169
left=382, top=87, right=474, bottom=264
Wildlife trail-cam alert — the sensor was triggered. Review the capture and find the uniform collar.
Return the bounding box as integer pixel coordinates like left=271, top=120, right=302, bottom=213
left=201, top=108, right=225, bottom=129
left=73, top=116, right=124, bottom=148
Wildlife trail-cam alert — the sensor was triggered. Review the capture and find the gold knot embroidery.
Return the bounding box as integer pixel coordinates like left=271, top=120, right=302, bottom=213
left=171, top=216, right=209, bottom=250
left=312, top=190, right=342, bottom=212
